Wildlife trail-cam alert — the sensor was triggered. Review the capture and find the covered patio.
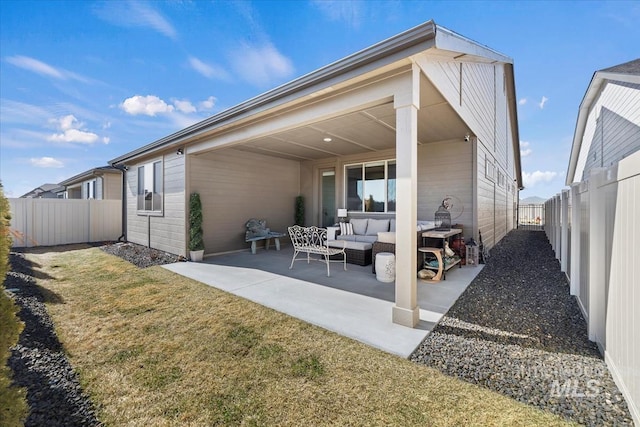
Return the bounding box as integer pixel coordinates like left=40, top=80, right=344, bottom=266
left=163, top=245, right=483, bottom=357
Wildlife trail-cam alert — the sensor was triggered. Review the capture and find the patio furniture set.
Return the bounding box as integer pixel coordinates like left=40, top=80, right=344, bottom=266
left=246, top=217, right=466, bottom=280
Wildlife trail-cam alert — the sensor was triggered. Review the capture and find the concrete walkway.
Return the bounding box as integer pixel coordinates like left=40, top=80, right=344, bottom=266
left=163, top=246, right=482, bottom=358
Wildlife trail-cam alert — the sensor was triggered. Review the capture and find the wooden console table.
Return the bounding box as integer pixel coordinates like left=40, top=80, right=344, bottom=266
left=419, top=228, right=462, bottom=281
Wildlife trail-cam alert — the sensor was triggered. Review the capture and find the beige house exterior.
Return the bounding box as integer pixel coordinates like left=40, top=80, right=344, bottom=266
left=59, top=166, right=122, bottom=200
left=110, top=21, right=522, bottom=327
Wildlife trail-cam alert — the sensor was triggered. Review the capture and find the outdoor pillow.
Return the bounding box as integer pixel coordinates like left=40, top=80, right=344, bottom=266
left=350, top=218, right=368, bottom=235
left=339, top=222, right=354, bottom=235
left=377, top=231, right=396, bottom=244
left=366, top=219, right=390, bottom=235
left=389, top=219, right=396, bottom=232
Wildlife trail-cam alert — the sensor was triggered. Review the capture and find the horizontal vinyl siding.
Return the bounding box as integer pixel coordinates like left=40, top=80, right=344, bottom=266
left=581, top=81, right=640, bottom=180
left=190, top=148, right=300, bottom=254
left=149, top=153, right=186, bottom=255
left=461, top=62, right=496, bottom=147
left=103, top=174, right=122, bottom=200
left=126, top=152, right=186, bottom=256
left=417, top=140, right=473, bottom=236
left=477, top=144, right=496, bottom=248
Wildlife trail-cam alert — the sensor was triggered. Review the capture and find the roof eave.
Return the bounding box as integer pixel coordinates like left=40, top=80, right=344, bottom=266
left=110, top=21, right=441, bottom=166
left=59, top=167, right=120, bottom=186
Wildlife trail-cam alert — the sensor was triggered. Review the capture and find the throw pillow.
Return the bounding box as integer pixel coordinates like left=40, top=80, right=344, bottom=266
left=350, top=218, right=368, bottom=235
left=340, top=222, right=354, bottom=235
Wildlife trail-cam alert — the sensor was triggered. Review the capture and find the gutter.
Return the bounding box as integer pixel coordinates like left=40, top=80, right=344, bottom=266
left=112, top=164, right=127, bottom=242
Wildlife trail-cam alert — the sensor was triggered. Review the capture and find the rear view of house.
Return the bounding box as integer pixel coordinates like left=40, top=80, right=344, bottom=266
left=110, top=20, right=522, bottom=327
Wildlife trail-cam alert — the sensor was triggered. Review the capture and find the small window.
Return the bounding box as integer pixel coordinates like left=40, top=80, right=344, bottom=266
left=137, top=160, right=163, bottom=213
left=85, top=180, right=96, bottom=199
left=485, top=157, right=496, bottom=182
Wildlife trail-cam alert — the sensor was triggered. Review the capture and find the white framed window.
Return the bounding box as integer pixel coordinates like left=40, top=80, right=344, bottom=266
left=485, top=156, right=496, bottom=182
left=85, top=180, right=96, bottom=199
left=345, top=160, right=396, bottom=213
left=137, top=160, right=163, bottom=213
left=497, top=169, right=505, bottom=187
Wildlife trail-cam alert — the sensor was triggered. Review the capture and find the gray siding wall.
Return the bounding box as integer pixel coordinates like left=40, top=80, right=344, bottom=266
left=300, top=142, right=473, bottom=235
left=126, top=151, right=186, bottom=256
left=417, top=140, right=473, bottom=236
left=103, top=174, right=122, bottom=200
left=579, top=81, right=640, bottom=181
left=424, top=60, right=517, bottom=248
left=189, top=148, right=300, bottom=254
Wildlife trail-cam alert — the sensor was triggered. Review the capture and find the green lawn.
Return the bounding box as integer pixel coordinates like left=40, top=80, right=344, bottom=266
left=25, top=245, right=575, bottom=426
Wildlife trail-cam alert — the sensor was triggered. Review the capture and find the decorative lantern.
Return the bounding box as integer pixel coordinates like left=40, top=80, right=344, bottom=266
left=466, top=242, right=479, bottom=267
left=434, top=199, right=451, bottom=231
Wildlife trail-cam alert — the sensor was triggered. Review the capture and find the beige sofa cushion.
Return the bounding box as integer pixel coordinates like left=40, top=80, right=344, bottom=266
left=366, top=219, right=390, bottom=235
left=350, top=218, right=368, bottom=235
left=377, top=232, right=396, bottom=244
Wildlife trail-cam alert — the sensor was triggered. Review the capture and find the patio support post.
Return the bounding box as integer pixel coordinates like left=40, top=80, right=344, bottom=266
left=392, top=64, right=420, bottom=328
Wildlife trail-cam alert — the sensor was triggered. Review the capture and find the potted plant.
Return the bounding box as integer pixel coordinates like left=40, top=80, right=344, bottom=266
left=189, top=192, right=204, bottom=261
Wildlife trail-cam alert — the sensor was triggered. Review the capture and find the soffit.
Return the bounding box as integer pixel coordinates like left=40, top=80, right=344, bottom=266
left=198, top=74, right=468, bottom=162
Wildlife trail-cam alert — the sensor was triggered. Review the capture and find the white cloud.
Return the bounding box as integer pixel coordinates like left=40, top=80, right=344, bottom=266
left=47, top=114, right=100, bottom=144
left=93, top=1, right=177, bottom=39
left=311, top=0, right=364, bottom=28
left=522, top=170, right=558, bottom=188
left=48, top=128, right=99, bottom=144
left=6, top=56, right=92, bottom=83
left=102, top=136, right=110, bottom=144
left=538, top=96, right=549, bottom=109
left=230, top=42, right=294, bottom=87
left=520, top=141, right=532, bottom=157
left=518, top=98, right=527, bottom=105
left=121, top=95, right=174, bottom=116
left=199, top=96, right=216, bottom=111
left=188, top=56, right=229, bottom=80
left=30, top=157, right=64, bottom=168
left=173, top=99, right=196, bottom=114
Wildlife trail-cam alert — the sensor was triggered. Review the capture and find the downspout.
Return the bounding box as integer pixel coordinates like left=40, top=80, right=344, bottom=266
left=113, top=165, right=127, bottom=242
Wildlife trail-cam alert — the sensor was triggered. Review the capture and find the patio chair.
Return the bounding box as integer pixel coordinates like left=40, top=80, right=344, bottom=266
left=288, top=225, right=346, bottom=277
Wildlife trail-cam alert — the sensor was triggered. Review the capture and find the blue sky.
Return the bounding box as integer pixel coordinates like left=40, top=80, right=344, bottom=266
left=1, top=0, right=638, bottom=199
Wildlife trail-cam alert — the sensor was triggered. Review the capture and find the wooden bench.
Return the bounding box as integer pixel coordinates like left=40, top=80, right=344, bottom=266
left=245, top=218, right=285, bottom=254
left=288, top=225, right=346, bottom=277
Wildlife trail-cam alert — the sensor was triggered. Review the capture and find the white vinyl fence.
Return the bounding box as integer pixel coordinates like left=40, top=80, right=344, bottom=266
left=545, top=150, right=640, bottom=426
left=8, top=198, right=122, bottom=248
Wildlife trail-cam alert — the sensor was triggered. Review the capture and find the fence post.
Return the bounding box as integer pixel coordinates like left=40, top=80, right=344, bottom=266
left=560, top=189, right=569, bottom=273
left=588, top=168, right=606, bottom=350
left=554, top=194, right=561, bottom=260
left=569, top=184, right=581, bottom=296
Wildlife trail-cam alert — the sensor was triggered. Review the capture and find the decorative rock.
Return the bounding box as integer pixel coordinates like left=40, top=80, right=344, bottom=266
left=409, top=230, right=634, bottom=426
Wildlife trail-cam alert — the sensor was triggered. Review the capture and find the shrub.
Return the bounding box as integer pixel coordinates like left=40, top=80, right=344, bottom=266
left=189, top=192, right=204, bottom=251
left=0, top=182, right=28, bottom=425
left=295, top=195, right=305, bottom=226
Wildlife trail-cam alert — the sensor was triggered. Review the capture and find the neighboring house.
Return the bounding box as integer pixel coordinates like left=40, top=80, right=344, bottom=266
left=555, top=58, right=639, bottom=425
left=58, top=166, right=122, bottom=200
left=110, top=21, right=522, bottom=327
left=566, top=58, right=640, bottom=185
left=20, top=183, right=65, bottom=199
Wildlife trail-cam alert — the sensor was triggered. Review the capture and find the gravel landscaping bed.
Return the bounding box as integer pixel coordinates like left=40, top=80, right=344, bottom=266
left=410, top=230, right=633, bottom=426
left=3, top=243, right=182, bottom=425
left=5, top=252, right=101, bottom=427
left=100, top=241, right=184, bottom=268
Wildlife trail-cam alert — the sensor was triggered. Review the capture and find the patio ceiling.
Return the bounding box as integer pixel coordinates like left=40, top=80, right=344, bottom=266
left=227, top=75, right=470, bottom=162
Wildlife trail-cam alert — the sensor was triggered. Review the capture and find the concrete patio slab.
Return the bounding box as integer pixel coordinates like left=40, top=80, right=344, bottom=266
left=163, top=246, right=482, bottom=358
